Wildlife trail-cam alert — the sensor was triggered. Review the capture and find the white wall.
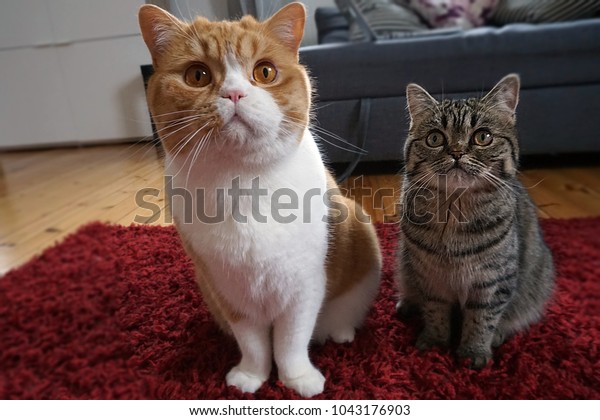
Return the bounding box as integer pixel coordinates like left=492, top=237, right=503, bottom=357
left=167, top=0, right=229, bottom=21
left=0, top=0, right=152, bottom=148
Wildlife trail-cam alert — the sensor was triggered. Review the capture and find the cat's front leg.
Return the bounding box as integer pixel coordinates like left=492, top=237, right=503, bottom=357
left=273, top=284, right=326, bottom=398
left=226, top=319, right=272, bottom=393
left=416, top=299, right=453, bottom=351
left=457, top=305, right=504, bottom=369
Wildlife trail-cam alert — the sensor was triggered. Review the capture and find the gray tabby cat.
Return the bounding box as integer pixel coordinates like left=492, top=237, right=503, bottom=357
left=395, top=74, right=555, bottom=369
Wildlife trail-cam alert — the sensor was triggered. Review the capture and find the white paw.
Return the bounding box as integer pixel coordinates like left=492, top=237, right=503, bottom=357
left=281, top=366, right=325, bottom=398
left=331, top=327, right=355, bottom=344
left=226, top=366, right=266, bottom=393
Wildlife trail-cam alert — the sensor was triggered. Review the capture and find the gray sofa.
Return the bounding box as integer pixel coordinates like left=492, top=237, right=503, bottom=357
left=299, top=9, right=600, bottom=167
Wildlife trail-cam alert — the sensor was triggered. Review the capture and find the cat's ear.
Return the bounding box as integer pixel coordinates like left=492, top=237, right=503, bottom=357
left=138, top=4, right=182, bottom=63
left=265, top=2, right=306, bottom=53
left=482, top=74, right=520, bottom=116
left=406, top=83, right=438, bottom=125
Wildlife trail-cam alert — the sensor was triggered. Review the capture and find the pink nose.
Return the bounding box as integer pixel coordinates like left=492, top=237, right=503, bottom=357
left=222, top=90, right=247, bottom=104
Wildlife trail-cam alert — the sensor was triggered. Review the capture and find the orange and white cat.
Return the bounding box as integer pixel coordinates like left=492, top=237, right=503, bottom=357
left=138, top=3, right=381, bottom=397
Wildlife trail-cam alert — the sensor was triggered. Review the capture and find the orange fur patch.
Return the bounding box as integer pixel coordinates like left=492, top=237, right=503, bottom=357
left=325, top=172, right=382, bottom=302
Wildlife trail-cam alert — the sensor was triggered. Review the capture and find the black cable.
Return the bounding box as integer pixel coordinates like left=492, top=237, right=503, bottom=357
left=336, top=97, right=371, bottom=183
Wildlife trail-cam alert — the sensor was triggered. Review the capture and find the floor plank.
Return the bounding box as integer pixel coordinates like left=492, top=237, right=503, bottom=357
left=1, top=144, right=599, bottom=275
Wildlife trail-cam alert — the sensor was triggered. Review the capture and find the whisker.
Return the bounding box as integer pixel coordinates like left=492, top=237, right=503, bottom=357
left=150, top=109, right=201, bottom=119
left=164, top=128, right=200, bottom=171
left=153, top=117, right=201, bottom=135
left=171, top=132, right=204, bottom=179
left=156, top=121, right=198, bottom=146
left=282, top=116, right=368, bottom=154
left=184, top=128, right=213, bottom=190
left=314, top=135, right=368, bottom=155
left=153, top=114, right=201, bottom=125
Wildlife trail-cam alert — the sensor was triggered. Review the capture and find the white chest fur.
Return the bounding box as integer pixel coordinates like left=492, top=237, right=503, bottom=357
left=165, top=129, right=329, bottom=322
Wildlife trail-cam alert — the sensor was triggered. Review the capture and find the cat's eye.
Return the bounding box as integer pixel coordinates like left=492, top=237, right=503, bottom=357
left=184, top=63, right=212, bottom=88
left=253, top=61, right=277, bottom=84
left=425, top=131, right=445, bottom=148
left=472, top=129, right=493, bottom=146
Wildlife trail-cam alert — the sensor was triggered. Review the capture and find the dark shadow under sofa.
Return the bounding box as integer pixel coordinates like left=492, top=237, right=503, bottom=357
left=299, top=8, right=600, bottom=167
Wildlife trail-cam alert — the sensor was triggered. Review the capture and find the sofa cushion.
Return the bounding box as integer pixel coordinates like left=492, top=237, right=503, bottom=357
left=315, top=7, right=350, bottom=43
left=493, top=0, right=600, bottom=24
left=406, top=0, right=499, bottom=29
left=301, top=18, right=600, bottom=101
left=310, top=83, right=600, bottom=163
left=335, top=0, right=428, bottom=41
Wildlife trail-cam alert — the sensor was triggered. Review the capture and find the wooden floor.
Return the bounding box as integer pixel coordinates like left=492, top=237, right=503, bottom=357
left=1, top=143, right=599, bottom=275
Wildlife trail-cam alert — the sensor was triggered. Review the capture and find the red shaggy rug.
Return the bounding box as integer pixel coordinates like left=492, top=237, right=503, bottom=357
left=1, top=219, right=598, bottom=399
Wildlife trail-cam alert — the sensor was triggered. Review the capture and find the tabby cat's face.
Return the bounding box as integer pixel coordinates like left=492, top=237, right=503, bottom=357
left=404, top=75, right=521, bottom=189
left=139, top=3, right=310, bottom=166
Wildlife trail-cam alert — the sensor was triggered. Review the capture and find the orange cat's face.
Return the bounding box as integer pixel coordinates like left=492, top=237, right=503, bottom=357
left=139, top=3, right=310, bottom=166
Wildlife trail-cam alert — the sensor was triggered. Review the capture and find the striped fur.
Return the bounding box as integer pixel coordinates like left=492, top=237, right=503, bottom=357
left=396, top=74, right=555, bottom=369
left=493, top=0, right=600, bottom=24
left=336, top=0, right=428, bottom=41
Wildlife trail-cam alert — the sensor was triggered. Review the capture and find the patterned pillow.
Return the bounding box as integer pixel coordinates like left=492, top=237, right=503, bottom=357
left=335, top=0, right=428, bottom=42
left=493, top=0, right=600, bottom=24
left=405, top=0, right=499, bottom=29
